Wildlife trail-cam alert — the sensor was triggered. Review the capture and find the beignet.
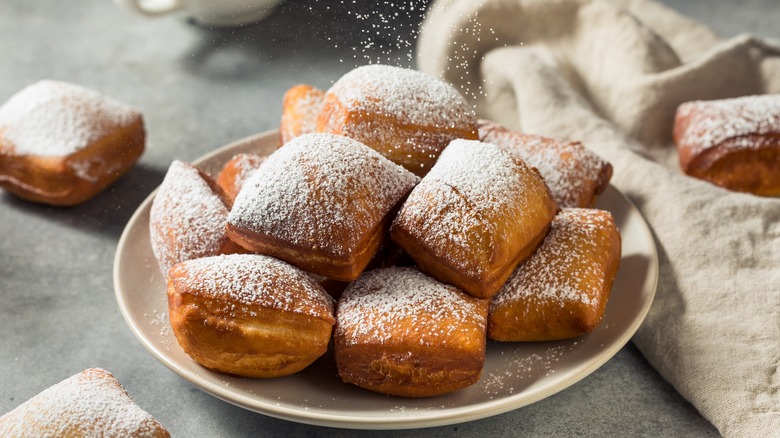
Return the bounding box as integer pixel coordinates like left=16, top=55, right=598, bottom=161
left=478, top=119, right=612, bottom=207
left=674, top=94, right=780, bottom=196
left=0, top=80, right=145, bottom=206
left=280, top=84, right=325, bottom=145
left=334, top=267, right=488, bottom=397
left=150, top=160, right=244, bottom=277
left=489, top=208, right=621, bottom=342
left=215, top=152, right=265, bottom=207
left=226, top=133, right=419, bottom=281
left=391, top=139, right=557, bottom=299
left=317, top=64, right=479, bottom=176
left=167, top=254, right=335, bottom=378
left=0, top=368, right=169, bottom=437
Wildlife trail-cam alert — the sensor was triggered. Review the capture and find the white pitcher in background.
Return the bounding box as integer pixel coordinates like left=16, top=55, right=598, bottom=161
left=113, top=0, right=285, bottom=27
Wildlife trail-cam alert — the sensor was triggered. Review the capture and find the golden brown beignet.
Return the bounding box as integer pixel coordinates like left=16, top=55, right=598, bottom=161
left=167, top=254, right=335, bottom=378
left=0, top=80, right=145, bottom=206
left=215, top=152, right=265, bottom=207
left=488, top=208, right=621, bottom=342
left=334, top=267, right=489, bottom=397
left=317, top=64, right=479, bottom=176
left=478, top=119, right=612, bottom=207
left=674, top=94, right=780, bottom=196
left=226, top=133, right=419, bottom=281
left=0, top=368, right=170, bottom=437
left=280, top=84, right=325, bottom=145
left=149, top=160, right=245, bottom=277
left=391, top=139, right=557, bottom=299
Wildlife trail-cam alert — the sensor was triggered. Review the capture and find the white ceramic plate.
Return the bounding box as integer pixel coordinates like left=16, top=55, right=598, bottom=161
left=114, top=130, right=658, bottom=430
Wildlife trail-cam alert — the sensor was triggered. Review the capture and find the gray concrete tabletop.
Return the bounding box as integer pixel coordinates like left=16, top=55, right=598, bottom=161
left=0, top=0, right=775, bottom=436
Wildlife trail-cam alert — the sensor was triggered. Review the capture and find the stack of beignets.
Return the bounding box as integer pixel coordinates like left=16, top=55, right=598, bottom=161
left=391, top=139, right=558, bottom=299
left=0, top=368, right=169, bottom=437
left=489, top=208, right=621, bottom=342
left=478, top=120, right=613, bottom=208
left=674, top=94, right=780, bottom=196
left=334, top=267, right=489, bottom=397
left=147, top=64, right=624, bottom=398
left=167, top=254, right=335, bottom=378
left=226, top=132, right=419, bottom=281
left=149, top=160, right=245, bottom=277
left=0, top=80, right=145, bottom=206
left=317, top=64, right=479, bottom=176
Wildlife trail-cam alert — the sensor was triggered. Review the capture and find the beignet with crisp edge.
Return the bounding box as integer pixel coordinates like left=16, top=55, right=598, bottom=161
left=0, top=368, right=169, bottom=437
left=215, top=152, right=265, bottom=208
left=674, top=94, right=780, bottom=196
left=167, top=254, right=335, bottom=378
left=150, top=160, right=244, bottom=277
left=317, top=64, right=479, bottom=176
left=280, top=84, right=325, bottom=145
left=391, top=139, right=557, bottom=299
left=226, top=133, right=419, bottom=281
left=478, top=119, right=612, bottom=208
left=489, top=208, right=621, bottom=341
left=0, top=80, right=145, bottom=206
left=334, top=267, right=488, bottom=397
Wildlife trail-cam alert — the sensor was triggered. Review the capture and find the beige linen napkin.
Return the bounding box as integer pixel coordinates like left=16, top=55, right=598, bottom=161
left=417, top=0, right=780, bottom=436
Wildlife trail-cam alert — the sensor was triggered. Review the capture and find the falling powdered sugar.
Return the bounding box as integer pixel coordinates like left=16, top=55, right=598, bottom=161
left=0, top=80, right=140, bottom=156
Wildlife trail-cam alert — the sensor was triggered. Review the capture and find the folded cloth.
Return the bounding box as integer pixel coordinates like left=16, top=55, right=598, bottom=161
left=418, top=0, right=780, bottom=436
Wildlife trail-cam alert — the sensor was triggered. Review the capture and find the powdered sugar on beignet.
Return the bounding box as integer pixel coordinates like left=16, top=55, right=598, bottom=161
left=227, top=133, right=419, bottom=281
left=479, top=120, right=612, bottom=208
left=150, top=160, right=238, bottom=277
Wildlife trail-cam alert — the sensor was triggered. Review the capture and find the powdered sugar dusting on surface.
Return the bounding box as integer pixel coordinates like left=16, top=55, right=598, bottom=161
left=171, top=254, right=334, bottom=320
left=0, top=368, right=168, bottom=437
left=479, top=121, right=610, bottom=208
left=394, top=139, right=546, bottom=275
left=676, top=94, right=780, bottom=156
left=0, top=80, right=139, bottom=156
left=326, top=64, right=475, bottom=130
left=149, top=160, right=230, bottom=276
left=229, top=133, right=418, bottom=255
left=481, top=344, right=574, bottom=397
left=335, top=267, right=486, bottom=346
left=491, top=209, right=614, bottom=310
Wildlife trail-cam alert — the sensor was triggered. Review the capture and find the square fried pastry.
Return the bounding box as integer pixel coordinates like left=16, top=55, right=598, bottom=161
left=674, top=94, right=780, bottom=196
left=280, top=84, right=325, bottom=145
left=0, top=80, right=145, bottom=206
left=334, top=267, right=489, bottom=397
left=489, top=208, right=621, bottom=342
left=317, top=64, right=479, bottom=176
left=478, top=119, right=612, bottom=208
left=149, top=160, right=245, bottom=277
left=167, top=254, right=335, bottom=378
left=0, top=368, right=169, bottom=437
left=226, top=133, right=419, bottom=281
left=215, top=152, right=266, bottom=207
left=391, top=139, right=558, bottom=299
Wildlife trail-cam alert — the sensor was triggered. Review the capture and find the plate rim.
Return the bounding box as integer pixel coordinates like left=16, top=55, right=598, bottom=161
left=113, top=129, right=659, bottom=430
